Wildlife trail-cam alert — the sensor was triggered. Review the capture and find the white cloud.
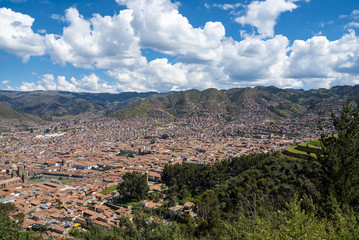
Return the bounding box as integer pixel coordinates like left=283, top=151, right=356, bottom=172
left=50, top=13, right=65, bottom=22
left=70, top=73, right=116, bottom=92
left=37, top=29, right=46, bottom=34
left=45, top=7, right=145, bottom=69
left=4, top=1, right=359, bottom=93
left=345, top=22, right=359, bottom=29
left=235, top=0, right=298, bottom=38
left=220, top=35, right=303, bottom=88
left=116, top=0, right=225, bottom=63
left=212, top=3, right=241, bottom=11
left=0, top=7, right=45, bottom=62
left=106, top=33, right=303, bottom=92
left=351, top=9, right=359, bottom=18
left=40, top=74, right=57, bottom=90
left=107, top=58, right=223, bottom=92
left=18, top=73, right=117, bottom=93
left=286, top=30, right=359, bottom=88
left=0, top=80, right=13, bottom=90
left=19, top=82, right=45, bottom=91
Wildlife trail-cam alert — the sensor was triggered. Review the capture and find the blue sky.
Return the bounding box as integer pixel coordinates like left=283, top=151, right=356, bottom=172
left=1, top=0, right=359, bottom=92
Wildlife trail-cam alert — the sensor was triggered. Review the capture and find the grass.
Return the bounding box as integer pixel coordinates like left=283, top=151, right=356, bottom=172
left=101, top=184, right=119, bottom=195
left=122, top=101, right=149, bottom=119
left=285, top=146, right=318, bottom=159
left=59, top=127, right=77, bottom=132
left=308, top=140, right=322, bottom=147
left=30, top=179, right=43, bottom=182
left=298, top=140, right=322, bottom=149
left=62, top=179, right=75, bottom=184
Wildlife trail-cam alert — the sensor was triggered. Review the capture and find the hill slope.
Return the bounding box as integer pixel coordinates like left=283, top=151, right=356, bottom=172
left=0, top=90, right=164, bottom=118
left=115, top=85, right=359, bottom=121
left=0, top=103, right=42, bottom=123
left=1, top=85, right=358, bottom=120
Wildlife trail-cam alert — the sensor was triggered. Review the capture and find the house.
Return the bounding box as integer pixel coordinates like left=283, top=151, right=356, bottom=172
left=168, top=205, right=183, bottom=213
left=142, top=200, right=163, bottom=209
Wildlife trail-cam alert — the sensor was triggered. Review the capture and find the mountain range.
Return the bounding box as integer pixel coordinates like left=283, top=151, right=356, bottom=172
left=0, top=85, right=358, bottom=122
left=0, top=103, right=42, bottom=123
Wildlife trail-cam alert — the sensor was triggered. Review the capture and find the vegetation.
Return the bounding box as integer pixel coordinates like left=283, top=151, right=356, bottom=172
left=318, top=101, right=359, bottom=213
left=0, top=103, right=42, bottom=123
left=284, top=145, right=318, bottom=159
left=101, top=184, right=119, bottom=195
left=114, top=85, right=359, bottom=120
left=0, top=203, right=42, bottom=240
left=1, top=85, right=359, bottom=120
left=69, top=213, right=186, bottom=240
left=3, top=101, right=359, bottom=239
left=62, top=179, right=75, bottom=184
left=117, top=171, right=149, bottom=203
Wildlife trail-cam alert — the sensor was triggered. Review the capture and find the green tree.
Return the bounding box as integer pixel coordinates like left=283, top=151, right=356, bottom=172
left=318, top=101, right=359, bottom=210
left=118, top=171, right=149, bottom=202
left=194, top=190, right=221, bottom=238
left=194, top=190, right=220, bottom=220
left=0, top=203, right=42, bottom=240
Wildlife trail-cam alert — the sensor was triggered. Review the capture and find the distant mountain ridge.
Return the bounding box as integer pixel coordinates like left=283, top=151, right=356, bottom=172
left=1, top=85, right=358, bottom=121
left=0, top=103, right=42, bottom=123
left=114, top=85, right=359, bottom=121
left=0, top=90, right=165, bottom=119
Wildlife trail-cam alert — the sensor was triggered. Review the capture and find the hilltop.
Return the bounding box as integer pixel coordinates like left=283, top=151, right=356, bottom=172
left=1, top=85, right=359, bottom=121
left=114, top=85, right=359, bottom=121
left=0, top=90, right=164, bottom=120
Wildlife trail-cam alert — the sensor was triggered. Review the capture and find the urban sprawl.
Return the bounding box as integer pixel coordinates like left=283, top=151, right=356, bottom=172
left=0, top=114, right=332, bottom=238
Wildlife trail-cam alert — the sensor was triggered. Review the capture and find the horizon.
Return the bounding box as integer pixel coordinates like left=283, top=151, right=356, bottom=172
left=0, top=83, right=357, bottom=95
left=1, top=0, right=359, bottom=93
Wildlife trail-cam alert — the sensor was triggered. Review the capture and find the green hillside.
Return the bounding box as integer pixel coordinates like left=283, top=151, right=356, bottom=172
left=1, top=85, right=359, bottom=120
left=115, top=85, right=359, bottom=120
left=0, top=103, right=43, bottom=123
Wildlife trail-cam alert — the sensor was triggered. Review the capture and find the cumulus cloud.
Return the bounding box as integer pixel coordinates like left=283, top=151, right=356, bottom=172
left=0, top=7, right=45, bottom=62
left=70, top=74, right=116, bottom=92
left=18, top=73, right=117, bottom=93
left=19, top=82, right=45, bottom=91
left=235, top=0, right=298, bottom=38
left=108, top=58, right=218, bottom=92
left=220, top=35, right=303, bottom=88
left=4, top=0, right=359, bottom=93
left=45, top=7, right=146, bottom=69
left=286, top=30, right=359, bottom=88
left=116, top=0, right=225, bottom=63
left=106, top=34, right=302, bottom=92
left=0, top=80, right=13, bottom=90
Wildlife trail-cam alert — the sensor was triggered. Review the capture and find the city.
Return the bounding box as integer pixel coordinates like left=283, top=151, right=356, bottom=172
left=0, top=112, right=332, bottom=238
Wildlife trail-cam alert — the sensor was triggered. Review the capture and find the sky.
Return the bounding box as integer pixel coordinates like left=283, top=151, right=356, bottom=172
left=1, top=0, right=359, bottom=93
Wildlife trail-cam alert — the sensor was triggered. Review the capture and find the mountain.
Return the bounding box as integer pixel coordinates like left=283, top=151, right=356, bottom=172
left=0, top=103, right=42, bottom=123
left=114, top=85, right=359, bottom=121
left=1, top=85, right=358, bottom=121
left=0, top=90, right=164, bottom=119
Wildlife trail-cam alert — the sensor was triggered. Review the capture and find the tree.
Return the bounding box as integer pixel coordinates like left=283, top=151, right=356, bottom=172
left=54, top=198, right=63, bottom=209
left=0, top=203, right=42, bottom=240
left=318, top=101, right=359, bottom=210
left=194, top=190, right=221, bottom=237
left=194, top=190, right=220, bottom=220
left=118, top=171, right=149, bottom=202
